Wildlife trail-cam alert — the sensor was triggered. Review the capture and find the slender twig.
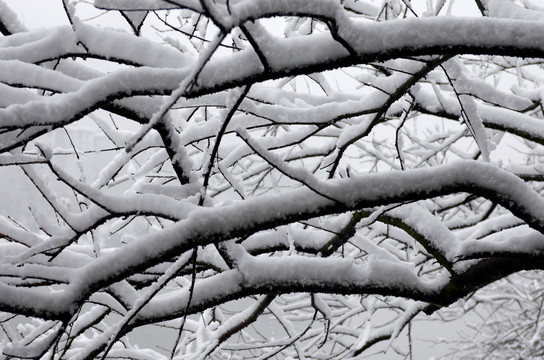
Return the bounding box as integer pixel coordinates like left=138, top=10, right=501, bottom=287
left=395, top=98, right=414, bottom=170
left=199, top=85, right=251, bottom=205
left=170, top=247, right=198, bottom=359
left=100, top=250, right=194, bottom=360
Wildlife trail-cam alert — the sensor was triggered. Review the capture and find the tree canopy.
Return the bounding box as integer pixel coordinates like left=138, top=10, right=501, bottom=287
left=1, top=0, right=544, bottom=358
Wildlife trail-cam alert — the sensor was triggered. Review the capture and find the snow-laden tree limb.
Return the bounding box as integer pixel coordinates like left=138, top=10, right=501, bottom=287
left=2, top=0, right=544, bottom=359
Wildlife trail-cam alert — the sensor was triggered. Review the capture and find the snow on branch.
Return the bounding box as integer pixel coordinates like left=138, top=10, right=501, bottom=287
left=2, top=1, right=544, bottom=359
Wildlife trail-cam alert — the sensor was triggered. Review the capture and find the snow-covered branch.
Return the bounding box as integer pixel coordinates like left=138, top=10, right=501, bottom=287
left=2, top=0, right=544, bottom=358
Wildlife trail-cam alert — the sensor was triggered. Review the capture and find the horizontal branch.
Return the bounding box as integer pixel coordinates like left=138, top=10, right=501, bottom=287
left=3, top=160, right=544, bottom=320
left=2, top=17, right=544, bottom=137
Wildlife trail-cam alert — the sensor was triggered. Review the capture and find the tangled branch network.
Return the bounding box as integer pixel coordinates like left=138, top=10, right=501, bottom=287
left=1, top=0, right=544, bottom=359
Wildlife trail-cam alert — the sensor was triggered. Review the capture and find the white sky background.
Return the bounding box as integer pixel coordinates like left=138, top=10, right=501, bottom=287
left=4, top=0, right=67, bottom=28
left=0, top=1, right=501, bottom=359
